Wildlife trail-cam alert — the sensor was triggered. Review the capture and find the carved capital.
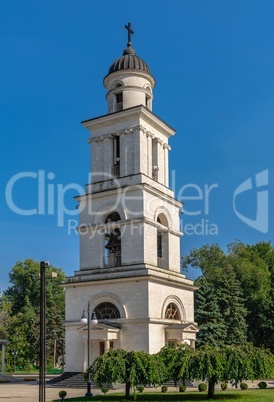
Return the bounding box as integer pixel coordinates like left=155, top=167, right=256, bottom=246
left=163, top=143, right=171, bottom=150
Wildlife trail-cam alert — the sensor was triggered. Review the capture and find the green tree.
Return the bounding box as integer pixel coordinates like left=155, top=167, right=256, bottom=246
left=215, top=266, right=247, bottom=345
left=181, top=242, right=274, bottom=349
left=158, top=342, right=194, bottom=386
left=189, top=344, right=273, bottom=399
left=0, top=325, right=8, bottom=339
left=181, top=243, right=226, bottom=280
left=159, top=342, right=274, bottom=399
left=87, top=349, right=167, bottom=399
left=0, top=259, right=65, bottom=369
left=228, top=241, right=274, bottom=350
left=194, top=276, right=227, bottom=347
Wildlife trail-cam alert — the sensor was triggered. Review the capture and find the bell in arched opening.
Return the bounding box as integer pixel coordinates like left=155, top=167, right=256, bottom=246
left=104, top=212, right=122, bottom=267
left=105, top=228, right=121, bottom=253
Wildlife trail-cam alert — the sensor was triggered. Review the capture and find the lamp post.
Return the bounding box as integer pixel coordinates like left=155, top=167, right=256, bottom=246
left=11, top=349, right=18, bottom=373
left=39, top=260, right=50, bottom=402
left=81, top=301, right=98, bottom=397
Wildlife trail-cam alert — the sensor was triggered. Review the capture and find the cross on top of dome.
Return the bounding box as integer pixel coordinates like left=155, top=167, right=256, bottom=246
left=125, top=22, right=134, bottom=45
left=106, top=22, right=151, bottom=75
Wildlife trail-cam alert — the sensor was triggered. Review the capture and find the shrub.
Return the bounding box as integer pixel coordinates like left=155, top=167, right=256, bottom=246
left=198, top=383, right=207, bottom=392
left=179, top=384, right=186, bottom=392
left=137, top=386, right=144, bottom=393
left=24, top=361, right=33, bottom=373
left=240, top=382, right=248, bottom=390
left=161, top=385, right=168, bottom=393
left=221, top=382, right=227, bottom=390
left=101, top=387, right=109, bottom=394
left=58, top=390, right=67, bottom=400
left=258, top=381, right=267, bottom=389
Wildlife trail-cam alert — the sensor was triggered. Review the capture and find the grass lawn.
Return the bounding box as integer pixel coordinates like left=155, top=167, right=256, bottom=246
left=51, top=388, right=274, bottom=402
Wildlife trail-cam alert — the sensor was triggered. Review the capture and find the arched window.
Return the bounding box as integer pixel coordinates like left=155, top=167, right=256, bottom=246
left=104, top=212, right=121, bottom=267
left=115, top=85, right=123, bottom=111
left=157, top=213, right=168, bottom=227
left=112, top=135, right=120, bottom=177
left=94, top=302, right=120, bottom=319
left=114, top=82, right=123, bottom=88
left=105, top=212, right=121, bottom=223
left=165, top=303, right=180, bottom=320
left=156, top=213, right=168, bottom=269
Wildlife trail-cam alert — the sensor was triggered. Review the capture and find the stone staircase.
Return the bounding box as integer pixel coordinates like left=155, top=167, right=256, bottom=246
left=49, top=372, right=195, bottom=390
left=49, top=372, right=97, bottom=389
left=162, top=379, right=195, bottom=388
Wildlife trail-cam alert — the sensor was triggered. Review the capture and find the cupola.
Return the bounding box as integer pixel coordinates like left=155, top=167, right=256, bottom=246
left=103, top=23, right=155, bottom=113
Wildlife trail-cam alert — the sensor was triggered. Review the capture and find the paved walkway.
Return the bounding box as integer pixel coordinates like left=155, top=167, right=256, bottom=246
left=0, top=379, right=273, bottom=402
left=0, top=382, right=100, bottom=402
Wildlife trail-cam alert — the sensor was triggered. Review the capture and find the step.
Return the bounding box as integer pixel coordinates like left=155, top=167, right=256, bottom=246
left=49, top=372, right=112, bottom=389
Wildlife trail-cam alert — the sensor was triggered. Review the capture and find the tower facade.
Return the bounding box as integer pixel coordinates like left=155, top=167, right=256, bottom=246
left=64, top=25, right=198, bottom=373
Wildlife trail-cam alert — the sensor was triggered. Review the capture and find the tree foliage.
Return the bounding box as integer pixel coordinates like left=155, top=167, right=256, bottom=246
left=159, top=343, right=274, bottom=399
left=158, top=342, right=194, bottom=386
left=87, top=348, right=167, bottom=399
left=194, top=277, right=227, bottom=347
left=182, top=241, right=274, bottom=350
left=0, top=259, right=65, bottom=370
left=228, top=241, right=274, bottom=349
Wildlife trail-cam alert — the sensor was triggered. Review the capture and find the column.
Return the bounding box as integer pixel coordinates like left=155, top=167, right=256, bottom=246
left=155, top=139, right=164, bottom=184
left=103, top=135, right=113, bottom=179
left=133, top=129, right=140, bottom=174
left=2, top=344, right=5, bottom=375
left=119, top=132, right=127, bottom=176
left=104, top=339, right=110, bottom=352
left=139, top=129, right=148, bottom=175
left=163, top=144, right=171, bottom=187
left=90, top=137, right=105, bottom=182
left=146, top=131, right=152, bottom=177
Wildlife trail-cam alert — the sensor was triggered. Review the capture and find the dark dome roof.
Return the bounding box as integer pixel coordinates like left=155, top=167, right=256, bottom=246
left=108, top=42, right=151, bottom=75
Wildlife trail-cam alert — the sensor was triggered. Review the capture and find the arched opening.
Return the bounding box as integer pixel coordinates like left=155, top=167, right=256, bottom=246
left=94, top=302, right=121, bottom=319
left=156, top=213, right=169, bottom=269
left=112, top=135, right=120, bottom=176
left=104, top=212, right=121, bottom=268
left=105, top=212, right=121, bottom=223
left=145, top=94, right=151, bottom=108
left=157, top=213, right=168, bottom=227
left=144, top=85, right=152, bottom=110
left=115, top=92, right=123, bottom=110
left=114, top=84, right=123, bottom=112
left=165, top=302, right=180, bottom=320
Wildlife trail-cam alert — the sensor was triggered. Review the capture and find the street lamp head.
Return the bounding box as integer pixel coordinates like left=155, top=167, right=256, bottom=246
left=81, top=317, right=88, bottom=324
left=40, top=261, right=50, bottom=268
left=80, top=310, right=88, bottom=324
left=91, top=312, right=98, bottom=325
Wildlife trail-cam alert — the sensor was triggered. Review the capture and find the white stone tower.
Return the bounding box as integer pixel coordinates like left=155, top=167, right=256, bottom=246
left=64, top=24, right=198, bottom=373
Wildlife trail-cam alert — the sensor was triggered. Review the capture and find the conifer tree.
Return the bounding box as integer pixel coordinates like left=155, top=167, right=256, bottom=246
left=195, top=276, right=227, bottom=347
left=216, top=267, right=247, bottom=345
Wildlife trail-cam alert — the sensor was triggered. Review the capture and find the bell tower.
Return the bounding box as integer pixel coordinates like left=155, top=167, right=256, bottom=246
left=104, top=22, right=154, bottom=114
left=64, top=24, right=198, bottom=373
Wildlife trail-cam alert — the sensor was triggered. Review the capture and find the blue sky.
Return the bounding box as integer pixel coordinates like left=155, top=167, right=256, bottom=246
left=1, top=1, right=273, bottom=290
